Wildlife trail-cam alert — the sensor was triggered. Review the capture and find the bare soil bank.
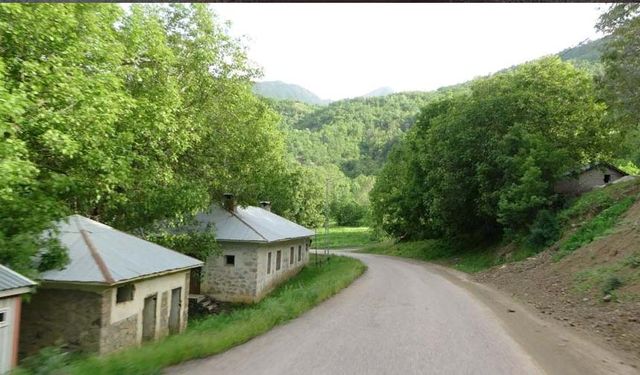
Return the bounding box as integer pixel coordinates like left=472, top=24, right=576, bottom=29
left=475, top=200, right=640, bottom=366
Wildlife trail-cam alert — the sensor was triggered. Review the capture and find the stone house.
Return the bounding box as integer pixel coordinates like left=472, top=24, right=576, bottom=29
left=19, top=215, right=203, bottom=357
left=0, top=265, right=35, bottom=374
left=190, top=196, right=314, bottom=303
left=554, top=163, right=629, bottom=196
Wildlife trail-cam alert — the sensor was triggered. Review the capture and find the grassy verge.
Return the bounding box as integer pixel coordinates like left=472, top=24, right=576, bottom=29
left=574, top=252, right=640, bottom=301
left=554, top=196, right=636, bottom=260
left=20, top=255, right=366, bottom=375
left=313, top=226, right=378, bottom=249
left=361, top=239, right=501, bottom=273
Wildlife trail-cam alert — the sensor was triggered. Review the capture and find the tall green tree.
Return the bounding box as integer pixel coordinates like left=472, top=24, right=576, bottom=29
left=597, top=3, right=640, bottom=166
left=372, top=57, right=611, bottom=241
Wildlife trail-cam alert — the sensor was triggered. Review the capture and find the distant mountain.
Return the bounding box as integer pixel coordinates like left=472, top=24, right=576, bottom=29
left=252, top=81, right=331, bottom=105
left=362, top=87, right=394, bottom=98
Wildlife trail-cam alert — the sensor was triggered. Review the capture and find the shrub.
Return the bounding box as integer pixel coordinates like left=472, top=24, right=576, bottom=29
left=602, top=275, right=623, bottom=295
left=526, top=210, right=560, bottom=248
left=332, top=201, right=369, bottom=226
left=19, top=346, right=71, bottom=375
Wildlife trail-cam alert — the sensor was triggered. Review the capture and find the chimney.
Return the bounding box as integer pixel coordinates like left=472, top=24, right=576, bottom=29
left=259, top=201, right=271, bottom=212
left=223, top=193, right=236, bottom=212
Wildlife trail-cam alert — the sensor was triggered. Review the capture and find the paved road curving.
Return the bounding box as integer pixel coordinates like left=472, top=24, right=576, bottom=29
left=167, top=252, right=637, bottom=375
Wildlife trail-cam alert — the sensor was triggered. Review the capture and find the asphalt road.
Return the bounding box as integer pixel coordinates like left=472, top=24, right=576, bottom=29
left=167, top=252, right=638, bottom=375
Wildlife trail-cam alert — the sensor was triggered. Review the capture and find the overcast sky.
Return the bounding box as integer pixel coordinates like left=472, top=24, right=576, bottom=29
left=210, top=3, right=606, bottom=101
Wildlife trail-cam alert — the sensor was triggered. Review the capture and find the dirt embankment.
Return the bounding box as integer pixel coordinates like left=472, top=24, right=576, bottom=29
left=475, top=199, right=640, bottom=363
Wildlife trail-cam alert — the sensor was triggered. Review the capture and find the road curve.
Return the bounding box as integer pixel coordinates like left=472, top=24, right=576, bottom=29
left=168, top=252, right=552, bottom=375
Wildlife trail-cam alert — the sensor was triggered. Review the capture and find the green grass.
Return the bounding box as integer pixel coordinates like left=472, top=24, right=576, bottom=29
left=313, top=226, right=378, bottom=249
left=574, top=252, right=640, bottom=300
left=554, top=196, right=636, bottom=260
left=21, top=256, right=365, bottom=375
left=361, top=239, right=501, bottom=273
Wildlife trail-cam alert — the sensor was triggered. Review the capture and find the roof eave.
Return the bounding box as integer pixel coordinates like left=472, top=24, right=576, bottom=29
left=39, top=264, right=203, bottom=288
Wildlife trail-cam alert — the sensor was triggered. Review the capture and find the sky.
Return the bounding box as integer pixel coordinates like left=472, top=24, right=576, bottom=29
left=210, top=3, right=607, bottom=101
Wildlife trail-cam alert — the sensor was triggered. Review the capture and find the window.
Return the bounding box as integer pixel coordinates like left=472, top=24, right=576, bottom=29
left=290, top=247, right=295, bottom=264
left=0, top=308, right=8, bottom=328
left=267, top=252, right=272, bottom=274
left=116, top=284, right=135, bottom=303
left=604, top=174, right=611, bottom=183
left=225, top=255, right=235, bottom=266
left=298, top=245, right=302, bottom=261
left=306, top=243, right=309, bottom=253
left=276, top=250, right=282, bottom=271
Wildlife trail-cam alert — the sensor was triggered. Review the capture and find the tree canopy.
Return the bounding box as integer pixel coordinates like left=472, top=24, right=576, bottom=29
left=371, top=57, right=614, bottom=241
left=0, top=4, right=291, bottom=275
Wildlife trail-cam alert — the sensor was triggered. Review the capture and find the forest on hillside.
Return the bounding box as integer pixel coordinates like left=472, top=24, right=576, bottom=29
left=370, top=4, right=640, bottom=247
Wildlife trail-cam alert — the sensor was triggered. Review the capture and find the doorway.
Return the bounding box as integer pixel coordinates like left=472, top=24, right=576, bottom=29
left=189, top=268, right=201, bottom=295
left=169, top=287, right=182, bottom=335
left=142, top=294, right=157, bottom=342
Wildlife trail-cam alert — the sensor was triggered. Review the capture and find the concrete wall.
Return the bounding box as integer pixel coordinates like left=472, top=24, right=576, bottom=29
left=20, top=288, right=103, bottom=357
left=201, top=245, right=259, bottom=303
left=0, top=296, right=21, bottom=374
left=555, top=167, right=626, bottom=196
left=103, top=270, right=190, bottom=354
left=256, top=239, right=310, bottom=300
left=19, top=271, right=192, bottom=357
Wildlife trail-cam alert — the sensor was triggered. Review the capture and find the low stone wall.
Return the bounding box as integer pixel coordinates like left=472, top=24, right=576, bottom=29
left=19, top=288, right=103, bottom=357
left=99, top=314, right=137, bottom=354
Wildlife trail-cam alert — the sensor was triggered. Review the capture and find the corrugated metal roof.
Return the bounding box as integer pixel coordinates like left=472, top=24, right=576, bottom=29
left=193, top=205, right=314, bottom=243
left=0, top=264, right=36, bottom=292
left=40, top=215, right=203, bottom=285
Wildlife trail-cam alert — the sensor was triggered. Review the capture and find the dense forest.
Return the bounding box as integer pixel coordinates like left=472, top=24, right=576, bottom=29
left=260, top=37, right=608, bottom=231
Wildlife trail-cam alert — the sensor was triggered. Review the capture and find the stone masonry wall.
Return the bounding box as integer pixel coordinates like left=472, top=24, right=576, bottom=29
left=19, top=288, right=104, bottom=357
left=202, top=246, right=258, bottom=303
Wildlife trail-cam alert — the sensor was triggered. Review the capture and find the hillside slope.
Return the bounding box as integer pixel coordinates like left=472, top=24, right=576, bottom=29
left=476, top=179, right=640, bottom=360
left=253, top=81, right=330, bottom=105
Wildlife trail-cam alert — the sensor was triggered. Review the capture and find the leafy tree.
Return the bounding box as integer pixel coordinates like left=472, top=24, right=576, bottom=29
left=372, top=57, right=611, bottom=242
left=596, top=3, right=640, bottom=167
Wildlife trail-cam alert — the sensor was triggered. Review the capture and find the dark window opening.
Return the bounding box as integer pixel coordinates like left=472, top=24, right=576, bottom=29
left=0, top=310, right=6, bottom=325
left=604, top=174, right=611, bottom=183
left=276, top=250, right=282, bottom=271
left=290, top=247, right=294, bottom=264
left=116, top=284, right=135, bottom=303
left=267, top=252, right=272, bottom=274
left=298, top=246, right=302, bottom=262
left=225, top=255, right=235, bottom=266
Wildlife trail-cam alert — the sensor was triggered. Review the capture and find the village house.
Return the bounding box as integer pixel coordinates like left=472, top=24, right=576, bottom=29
left=0, top=265, right=35, bottom=374
left=19, top=215, right=203, bottom=357
left=189, top=195, right=314, bottom=303
left=554, top=162, right=630, bottom=196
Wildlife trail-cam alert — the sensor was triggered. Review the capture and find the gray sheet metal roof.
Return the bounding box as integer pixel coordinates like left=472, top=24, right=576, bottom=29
left=194, top=205, right=314, bottom=243
left=40, top=215, right=203, bottom=285
left=0, top=264, right=36, bottom=292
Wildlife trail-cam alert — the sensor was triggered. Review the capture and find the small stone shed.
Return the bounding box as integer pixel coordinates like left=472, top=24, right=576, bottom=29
left=554, top=163, right=628, bottom=196
left=19, top=215, right=203, bottom=357
left=191, top=197, right=314, bottom=303
left=0, top=265, right=35, bottom=374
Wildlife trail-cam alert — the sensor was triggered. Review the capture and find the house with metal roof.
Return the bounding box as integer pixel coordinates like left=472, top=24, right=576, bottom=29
left=19, top=215, right=203, bottom=356
left=190, top=195, right=314, bottom=303
left=554, top=162, right=630, bottom=196
left=0, top=265, right=35, bottom=374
